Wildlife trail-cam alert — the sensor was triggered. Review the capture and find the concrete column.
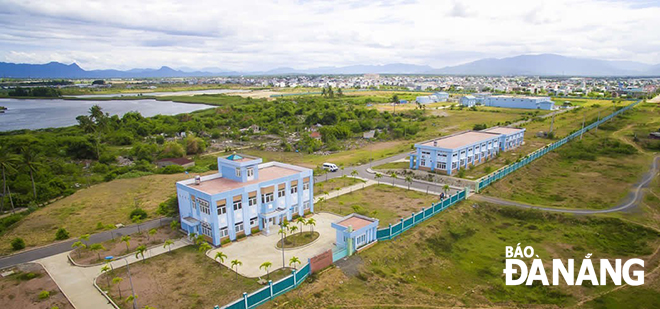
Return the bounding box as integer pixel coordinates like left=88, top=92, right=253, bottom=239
left=285, top=181, right=292, bottom=221
left=308, top=175, right=315, bottom=213
left=297, top=179, right=304, bottom=216
left=242, top=192, right=250, bottom=236
left=225, top=197, right=236, bottom=241
left=415, top=148, right=421, bottom=169
left=430, top=149, right=436, bottom=171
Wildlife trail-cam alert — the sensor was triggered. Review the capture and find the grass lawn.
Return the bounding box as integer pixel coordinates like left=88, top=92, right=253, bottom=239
left=481, top=104, right=655, bottom=210
left=0, top=263, right=73, bottom=309
left=277, top=232, right=320, bottom=248
left=373, top=161, right=409, bottom=170
left=262, top=202, right=660, bottom=308
left=0, top=173, right=190, bottom=255
left=70, top=226, right=180, bottom=265
left=314, top=177, right=365, bottom=196
left=97, top=245, right=291, bottom=309
left=315, top=184, right=440, bottom=225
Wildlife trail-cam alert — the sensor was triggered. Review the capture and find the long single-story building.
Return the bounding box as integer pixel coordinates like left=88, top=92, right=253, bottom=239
left=409, top=127, right=525, bottom=175
left=460, top=95, right=555, bottom=110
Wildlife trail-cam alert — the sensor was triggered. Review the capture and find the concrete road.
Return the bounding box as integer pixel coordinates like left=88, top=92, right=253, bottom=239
left=0, top=217, right=172, bottom=270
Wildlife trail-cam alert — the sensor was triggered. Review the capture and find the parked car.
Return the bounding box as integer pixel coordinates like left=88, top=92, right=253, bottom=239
left=322, top=163, right=339, bottom=172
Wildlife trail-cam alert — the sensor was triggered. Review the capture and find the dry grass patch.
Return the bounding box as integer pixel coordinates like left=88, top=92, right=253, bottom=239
left=0, top=263, right=73, bottom=309
left=0, top=173, right=189, bottom=255
left=98, top=246, right=291, bottom=309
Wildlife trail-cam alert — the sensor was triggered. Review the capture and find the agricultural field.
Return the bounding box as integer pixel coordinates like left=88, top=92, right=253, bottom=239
left=481, top=103, right=656, bottom=211
left=263, top=201, right=660, bottom=308
left=97, top=245, right=291, bottom=309
left=314, top=184, right=440, bottom=225
left=0, top=173, right=187, bottom=255
left=0, top=263, right=73, bottom=309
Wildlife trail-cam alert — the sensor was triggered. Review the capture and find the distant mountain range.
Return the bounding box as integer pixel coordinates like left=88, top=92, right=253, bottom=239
left=1, top=54, right=659, bottom=78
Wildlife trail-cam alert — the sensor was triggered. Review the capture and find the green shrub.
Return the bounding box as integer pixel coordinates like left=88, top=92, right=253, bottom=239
left=38, top=290, right=50, bottom=300
left=11, top=237, right=25, bottom=250
left=55, top=227, right=70, bottom=240
left=129, top=208, right=148, bottom=220
left=159, top=165, right=185, bottom=174
left=157, top=196, right=179, bottom=217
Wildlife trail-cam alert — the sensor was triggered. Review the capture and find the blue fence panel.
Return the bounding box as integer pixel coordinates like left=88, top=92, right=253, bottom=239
left=296, top=264, right=310, bottom=282
left=391, top=222, right=402, bottom=235
left=414, top=212, right=424, bottom=223
left=425, top=207, right=434, bottom=217
left=247, top=287, right=271, bottom=308
left=224, top=300, right=245, bottom=309
left=377, top=228, right=390, bottom=239
left=332, top=247, right=348, bottom=262
left=403, top=217, right=414, bottom=230
left=272, top=276, right=294, bottom=295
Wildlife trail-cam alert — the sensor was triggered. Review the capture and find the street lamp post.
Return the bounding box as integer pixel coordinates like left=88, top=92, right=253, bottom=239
left=280, top=220, right=285, bottom=268
left=125, top=258, right=137, bottom=309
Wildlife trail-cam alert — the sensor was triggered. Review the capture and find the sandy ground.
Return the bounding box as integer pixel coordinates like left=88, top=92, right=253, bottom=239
left=207, top=212, right=343, bottom=277
left=649, top=94, right=660, bottom=103
left=0, top=263, right=73, bottom=309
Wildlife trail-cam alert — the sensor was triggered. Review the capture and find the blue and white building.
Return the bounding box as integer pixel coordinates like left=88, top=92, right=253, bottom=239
left=176, top=154, right=314, bottom=246
left=459, top=95, right=477, bottom=107
left=460, top=94, right=555, bottom=110
left=409, top=127, right=525, bottom=175
left=416, top=91, right=450, bottom=104
left=331, top=214, right=379, bottom=253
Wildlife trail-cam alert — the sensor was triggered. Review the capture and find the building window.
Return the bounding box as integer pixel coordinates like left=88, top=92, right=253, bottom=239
left=291, top=185, right=298, bottom=194
left=292, top=204, right=299, bottom=213
left=198, top=198, right=210, bottom=215
left=420, top=159, right=426, bottom=166
left=250, top=218, right=257, bottom=227
left=219, top=227, right=228, bottom=238
left=262, top=192, right=274, bottom=203
left=235, top=167, right=241, bottom=177
left=217, top=204, right=227, bottom=215
left=303, top=201, right=310, bottom=210
left=201, top=222, right=212, bottom=237
left=437, top=162, right=446, bottom=169
left=247, top=167, right=254, bottom=178
left=303, top=182, right=309, bottom=191
left=235, top=223, right=244, bottom=233
left=248, top=196, right=257, bottom=207
left=277, top=188, right=286, bottom=198
left=356, top=234, right=367, bottom=247
left=233, top=201, right=242, bottom=211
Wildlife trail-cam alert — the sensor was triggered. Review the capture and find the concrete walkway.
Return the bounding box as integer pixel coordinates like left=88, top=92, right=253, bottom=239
left=37, top=238, right=190, bottom=309
left=207, top=212, right=342, bottom=278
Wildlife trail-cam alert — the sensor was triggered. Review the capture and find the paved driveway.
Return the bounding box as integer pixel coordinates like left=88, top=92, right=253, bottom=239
left=207, top=212, right=342, bottom=278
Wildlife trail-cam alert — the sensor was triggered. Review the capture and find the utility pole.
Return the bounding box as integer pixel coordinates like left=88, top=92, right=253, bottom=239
left=580, top=113, right=585, bottom=140
left=125, top=259, right=137, bottom=309
left=549, top=113, right=555, bottom=134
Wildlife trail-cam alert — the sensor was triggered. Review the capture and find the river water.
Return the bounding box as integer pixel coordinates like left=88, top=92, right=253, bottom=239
left=0, top=98, right=214, bottom=131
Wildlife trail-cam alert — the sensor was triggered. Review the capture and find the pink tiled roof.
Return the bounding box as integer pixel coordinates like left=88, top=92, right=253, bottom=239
left=337, top=216, right=374, bottom=230
left=190, top=165, right=300, bottom=195
left=421, top=131, right=499, bottom=149
left=482, top=127, right=524, bottom=135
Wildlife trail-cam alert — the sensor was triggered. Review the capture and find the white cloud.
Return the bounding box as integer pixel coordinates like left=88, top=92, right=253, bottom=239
left=0, top=0, right=658, bottom=71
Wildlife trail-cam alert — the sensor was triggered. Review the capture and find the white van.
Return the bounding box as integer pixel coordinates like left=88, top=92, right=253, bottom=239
left=322, top=163, right=338, bottom=172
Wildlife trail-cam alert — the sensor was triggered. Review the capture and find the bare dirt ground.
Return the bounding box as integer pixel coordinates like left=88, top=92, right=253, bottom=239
left=70, top=226, right=179, bottom=265
left=0, top=263, right=73, bottom=309
left=648, top=94, right=660, bottom=103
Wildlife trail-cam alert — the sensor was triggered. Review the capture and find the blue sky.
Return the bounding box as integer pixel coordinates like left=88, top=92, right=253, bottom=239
left=0, top=0, right=658, bottom=71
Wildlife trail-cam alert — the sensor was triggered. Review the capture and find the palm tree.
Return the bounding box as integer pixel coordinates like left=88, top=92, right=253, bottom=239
left=260, top=261, right=273, bottom=279
left=121, top=235, right=131, bottom=253
left=198, top=243, right=212, bottom=253
left=20, top=146, right=42, bottom=200
left=295, top=217, right=306, bottom=235
left=289, top=226, right=298, bottom=246
left=306, top=218, right=316, bottom=236
left=101, top=264, right=111, bottom=287
left=390, top=172, right=397, bottom=186
left=405, top=175, right=413, bottom=190
left=135, top=245, right=147, bottom=262
left=374, top=172, right=382, bottom=185
left=351, top=170, right=359, bottom=178
left=125, top=294, right=137, bottom=305
left=0, top=147, right=18, bottom=213
left=194, top=234, right=205, bottom=246
left=231, top=259, right=242, bottom=279
left=163, top=239, right=174, bottom=252
left=289, top=256, right=301, bottom=270
left=89, top=243, right=106, bottom=261
left=112, top=277, right=123, bottom=299
left=71, top=241, right=86, bottom=258
left=443, top=184, right=450, bottom=195
left=80, top=234, right=90, bottom=246
left=214, top=251, right=227, bottom=265
left=147, top=228, right=157, bottom=241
